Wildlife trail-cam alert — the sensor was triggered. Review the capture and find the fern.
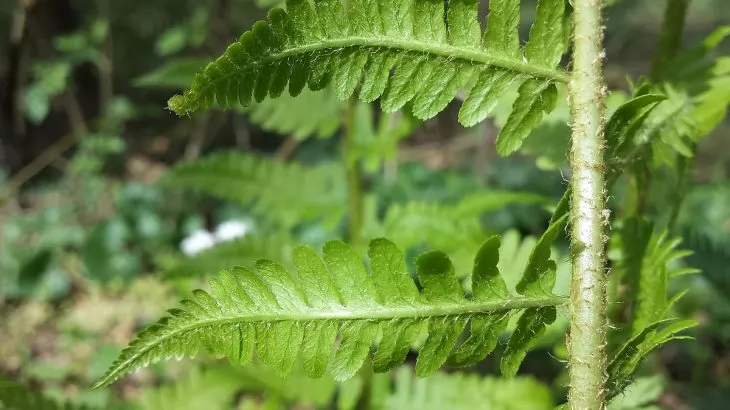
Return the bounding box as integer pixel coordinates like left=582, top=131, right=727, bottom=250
left=164, top=232, right=293, bottom=278
left=168, top=0, right=570, bottom=156
left=639, top=26, right=730, bottom=167
left=615, top=218, right=698, bottom=335
left=367, top=191, right=550, bottom=250
left=606, top=219, right=698, bottom=399
left=383, top=366, right=554, bottom=410
left=134, top=58, right=210, bottom=89
left=93, top=236, right=566, bottom=389
left=160, top=152, right=346, bottom=229
left=607, top=318, right=696, bottom=400
left=136, top=367, right=243, bottom=410
left=232, top=361, right=342, bottom=407
left=245, top=87, right=344, bottom=140
left=607, top=375, right=666, bottom=410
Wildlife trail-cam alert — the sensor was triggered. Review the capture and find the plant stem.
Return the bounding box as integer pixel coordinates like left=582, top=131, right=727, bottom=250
left=651, top=0, right=692, bottom=230
left=650, top=0, right=690, bottom=80
left=344, top=97, right=363, bottom=244
left=567, top=0, right=609, bottom=409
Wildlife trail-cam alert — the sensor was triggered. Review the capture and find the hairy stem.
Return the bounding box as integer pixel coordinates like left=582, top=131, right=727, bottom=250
left=650, top=0, right=690, bottom=80
left=567, top=0, right=609, bottom=409
left=344, top=97, right=363, bottom=244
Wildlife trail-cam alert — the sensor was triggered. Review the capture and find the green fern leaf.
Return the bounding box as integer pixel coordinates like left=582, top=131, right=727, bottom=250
left=617, top=218, right=697, bottom=335
left=160, top=152, right=346, bottom=229
left=604, top=92, right=667, bottom=170
left=365, top=190, right=551, bottom=277
left=638, top=26, right=730, bottom=168
left=607, top=319, right=696, bottom=400
left=245, top=87, right=343, bottom=139
left=384, top=366, right=555, bottom=410
left=94, top=238, right=566, bottom=389
left=229, top=361, right=340, bottom=407
left=165, top=232, right=293, bottom=278
left=168, top=0, right=570, bottom=156
left=607, top=375, right=666, bottom=410
left=134, top=57, right=209, bottom=89
left=137, top=367, right=243, bottom=410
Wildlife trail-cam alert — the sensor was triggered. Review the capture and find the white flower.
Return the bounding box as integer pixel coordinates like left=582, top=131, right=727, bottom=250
left=214, top=219, right=252, bottom=242
left=180, top=229, right=216, bottom=256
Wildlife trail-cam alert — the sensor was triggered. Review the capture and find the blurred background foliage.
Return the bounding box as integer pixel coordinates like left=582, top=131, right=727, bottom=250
left=0, top=0, right=729, bottom=409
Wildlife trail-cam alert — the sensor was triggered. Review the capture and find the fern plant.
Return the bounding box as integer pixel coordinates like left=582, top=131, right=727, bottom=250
left=167, top=0, right=569, bottom=156
left=94, top=233, right=566, bottom=387
left=88, top=1, right=727, bottom=409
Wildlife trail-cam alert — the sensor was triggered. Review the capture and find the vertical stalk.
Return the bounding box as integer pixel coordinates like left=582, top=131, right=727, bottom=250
left=343, top=97, right=369, bottom=409
left=343, top=97, right=363, bottom=244
left=97, top=0, right=113, bottom=120
left=651, top=0, right=690, bottom=80
left=568, top=0, right=609, bottom=409
left=651, top=0, right=692, bottom=230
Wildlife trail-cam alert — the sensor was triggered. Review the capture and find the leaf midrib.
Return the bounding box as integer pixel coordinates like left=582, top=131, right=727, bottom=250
left=268, top=37, right=567, bottom=82
left=96, top=295, right=566, bottom=387
left=185, top=36, right=570, bottom=109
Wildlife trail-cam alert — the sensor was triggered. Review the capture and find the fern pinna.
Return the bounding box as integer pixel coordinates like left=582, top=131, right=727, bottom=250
left=168, top=0, right=569, bottom=156
left=93, top=223, right=568, bottom=388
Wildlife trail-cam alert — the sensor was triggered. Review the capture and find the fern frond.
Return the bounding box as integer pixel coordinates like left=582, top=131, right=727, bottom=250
left=370, top=190, right=550, bottom=250
left=617, top=218, right=697, bottom=335
left=160, top=152, right=346, bottom=229
left=607, top=219, right=698, bottom=399
left=639, top=26, right=730, bottom=167
left=137, top=367, right=243, bottom=410
left=165, top=232, right=293, bottom=278
left=168, top=0, right=570, bottom=156
left=384, top=366, right=554, bottom=410
left=607, top=318, right=696, bottom=400
left=607, top=375, right=666, bottom=410
left=94, top=237, right=566, bottom=389
left=364, top=190, right=552, bottom=276
left=230, top=362, right=339, bottom=406
left=245, top=87, right=343, bottom=140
